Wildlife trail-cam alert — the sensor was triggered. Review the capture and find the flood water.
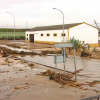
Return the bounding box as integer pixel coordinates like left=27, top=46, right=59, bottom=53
left=0, top=61, right=46, bottom=99
left=17, top=55, right=100, bottom=79
left=0, top=44, right=33, bottom=52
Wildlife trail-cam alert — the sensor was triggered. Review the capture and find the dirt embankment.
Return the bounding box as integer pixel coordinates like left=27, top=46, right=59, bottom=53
left=0, top=40, right=100, bottom=60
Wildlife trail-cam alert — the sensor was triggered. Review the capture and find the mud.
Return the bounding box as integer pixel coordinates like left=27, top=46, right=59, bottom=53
left=0, top=55, right=47, bottom=100
left=0, top=40, right=100, bottom=100
left=0, top=55, right=100, bottom=100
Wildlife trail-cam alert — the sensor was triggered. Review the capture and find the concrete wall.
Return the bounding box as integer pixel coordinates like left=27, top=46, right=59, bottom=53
left=69, top=23, right=98, bottom=44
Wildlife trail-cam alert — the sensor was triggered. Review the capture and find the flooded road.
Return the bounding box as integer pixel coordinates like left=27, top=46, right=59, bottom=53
left=0, top=55, right=100, bottom=100
left=17, top=55, right=100, bottom=79
left=1, top=42, right=100, bottom=100
left=0, top=57, right=46, bottom=100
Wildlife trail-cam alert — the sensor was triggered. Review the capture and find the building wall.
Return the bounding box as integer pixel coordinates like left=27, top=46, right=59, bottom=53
left=25, top=31, right=34, bottom=42
left=69, top=23, right=98, bottom=44
left=26, top=23, right=98, bottom=47
left=28, top=29, right=68, bottom=43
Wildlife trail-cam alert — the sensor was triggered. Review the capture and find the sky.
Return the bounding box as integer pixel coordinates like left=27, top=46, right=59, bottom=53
left=0, top=0, right=100, bottom=29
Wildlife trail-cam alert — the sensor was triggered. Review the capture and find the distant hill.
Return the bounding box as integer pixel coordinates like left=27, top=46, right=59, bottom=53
left=0, top=28, right=30, bottom=32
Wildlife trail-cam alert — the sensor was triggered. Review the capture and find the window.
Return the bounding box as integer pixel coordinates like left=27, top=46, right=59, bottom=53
left=61, top=33, right=66, bottom=37
left=46, top=33, right=50, bottom=37
left=40, top=33, right=43, bottom=37
left=53, top=33, right=57, bottom=37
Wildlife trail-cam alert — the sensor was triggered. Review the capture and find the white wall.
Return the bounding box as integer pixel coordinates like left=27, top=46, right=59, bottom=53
left=69, top=23, right=98, bottom=44
left=33, top=29, right=68, bottom=42
left=26, top=31, right=34, bottom=41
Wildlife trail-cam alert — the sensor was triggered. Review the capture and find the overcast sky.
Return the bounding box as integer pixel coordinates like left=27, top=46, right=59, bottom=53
left=0, top=0, right=100, bottom=29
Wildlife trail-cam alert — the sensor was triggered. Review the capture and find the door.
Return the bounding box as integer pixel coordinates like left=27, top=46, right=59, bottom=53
left=30, top=34, right=34, bottom=42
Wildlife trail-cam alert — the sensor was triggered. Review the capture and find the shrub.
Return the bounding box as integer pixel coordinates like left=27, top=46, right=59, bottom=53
left=69, top=37, right=81, bottom=49
left=88, top=44, right=90, bottom=50
left=92, top=46, right=98, bottom=52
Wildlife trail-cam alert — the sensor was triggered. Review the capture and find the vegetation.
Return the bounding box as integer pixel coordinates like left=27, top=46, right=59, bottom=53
left=88, top=44, right=90, bottom=50
left=92, top=46, right=98, bottom=52
left=0, top=28, right=30, bottom=40
left=40, top=70, right=100, bottom=89
left=0, top=32, right=25, bottom=40
left=69, top=37, right=81, bottom=49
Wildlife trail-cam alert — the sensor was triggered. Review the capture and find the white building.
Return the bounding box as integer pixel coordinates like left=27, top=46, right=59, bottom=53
left=26, top=22, right=98, bottom=47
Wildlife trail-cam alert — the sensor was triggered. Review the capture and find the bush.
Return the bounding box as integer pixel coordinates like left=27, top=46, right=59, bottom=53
left=92, top=46, right=98, bottom=52
left=88, top=44, right=90, bottom=50
left=69, top=37, right=81, bottom=49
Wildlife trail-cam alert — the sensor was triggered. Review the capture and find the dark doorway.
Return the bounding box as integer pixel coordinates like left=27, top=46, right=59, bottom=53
left=30, top=34, right=34, bottom=42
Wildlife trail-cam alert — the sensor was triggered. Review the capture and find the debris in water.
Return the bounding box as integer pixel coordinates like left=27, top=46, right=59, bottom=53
left=39, top=70, right=100, bottom=91
left=12, top=83, right=34, bottom=93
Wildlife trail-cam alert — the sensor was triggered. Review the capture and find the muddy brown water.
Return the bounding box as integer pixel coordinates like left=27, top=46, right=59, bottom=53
left=16, top=55, right=100, bottom=80
left=0, top=55, right=100, bottom=100
left=1, top=43, right=100, bottom=99
left=0, top=59, right=46, bottom=99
